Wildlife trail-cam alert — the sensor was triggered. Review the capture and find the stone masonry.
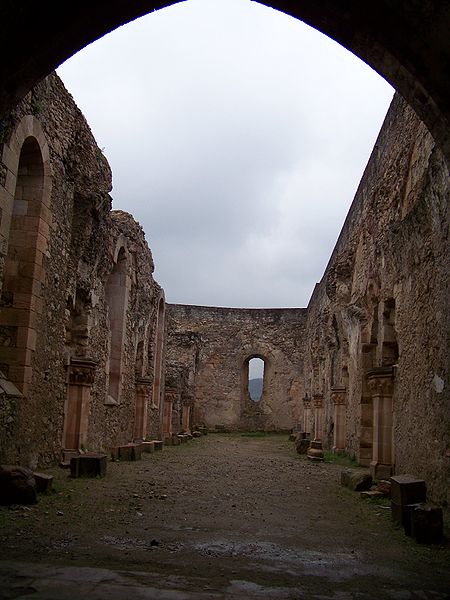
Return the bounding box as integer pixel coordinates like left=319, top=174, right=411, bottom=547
left=166, top=305, right=307, bottom=432
left=0, top=73, right=448, bottom=505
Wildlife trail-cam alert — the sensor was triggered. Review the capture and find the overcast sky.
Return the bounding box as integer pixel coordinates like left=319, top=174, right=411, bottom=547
left=57, top=0, right=393, bottom=309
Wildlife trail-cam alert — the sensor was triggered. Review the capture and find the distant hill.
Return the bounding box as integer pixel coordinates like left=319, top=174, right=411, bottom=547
left=249, top=378, right=263, bottom=401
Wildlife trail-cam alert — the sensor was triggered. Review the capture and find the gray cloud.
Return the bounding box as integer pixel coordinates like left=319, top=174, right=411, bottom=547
left=58, top=0, right=393, bottom=308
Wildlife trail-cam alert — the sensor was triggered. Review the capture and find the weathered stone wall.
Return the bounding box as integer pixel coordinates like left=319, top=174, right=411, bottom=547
left=167, top=304, right=307, bottom=432
left=303, top=94, right=449, bottom=504
left=0, top=74, right=164, bottom=467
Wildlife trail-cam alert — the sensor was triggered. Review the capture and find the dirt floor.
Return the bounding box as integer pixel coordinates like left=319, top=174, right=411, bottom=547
left=0, top=433, right=449, bottom=599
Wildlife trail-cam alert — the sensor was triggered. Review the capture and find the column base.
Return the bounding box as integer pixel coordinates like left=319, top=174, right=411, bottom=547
left=370, top=461, right=393, bottom=480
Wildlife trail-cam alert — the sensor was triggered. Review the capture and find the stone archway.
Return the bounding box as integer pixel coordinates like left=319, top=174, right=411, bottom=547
left=1, top=2, right=449, bottom=163
left=0, top=116, right=52, bottom=395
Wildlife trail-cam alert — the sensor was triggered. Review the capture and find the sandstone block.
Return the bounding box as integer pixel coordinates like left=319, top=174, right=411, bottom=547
left=71, top=453, right=107, bottom=478
left=390, top=475, right=426, bottom=505
left=192, top=431, right=202, bottom=438
left=153, top=440, right=164, bottom=451
left=110, top=444, right=141, bottom=461
left=33, top=472, right=54, bottom=493
left=140, top=441, right=155, bottom=453
left=0, top=465, right=37, bottom=505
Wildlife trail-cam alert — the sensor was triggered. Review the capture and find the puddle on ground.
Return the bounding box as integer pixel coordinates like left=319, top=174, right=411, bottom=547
left=193, top=540, right=388, bottom=581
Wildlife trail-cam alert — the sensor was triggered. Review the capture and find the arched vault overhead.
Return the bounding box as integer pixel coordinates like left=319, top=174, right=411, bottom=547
left=0, top=1, right=449, bottom=163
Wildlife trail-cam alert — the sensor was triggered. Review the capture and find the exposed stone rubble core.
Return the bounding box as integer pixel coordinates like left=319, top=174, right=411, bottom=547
left=0, top=74, right=448, bottom=506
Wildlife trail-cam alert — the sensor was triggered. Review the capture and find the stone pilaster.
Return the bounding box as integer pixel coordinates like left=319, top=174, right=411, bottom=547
left=302, top=394, right=311, bottom=436
left=331, top=386, right=347, bottom=453
left=63, top=358, right=97, bottom=451
left=163, top=386, right=177, bottom=441
left=133, top=376, right=152, bottom=442
left=367, top=366, right=395, bottom=479
left=312, top=393, right=324, bottom=442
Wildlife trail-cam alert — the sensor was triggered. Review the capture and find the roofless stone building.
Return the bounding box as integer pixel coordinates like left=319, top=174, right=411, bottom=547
left=0, top=64, right=448, bottom=504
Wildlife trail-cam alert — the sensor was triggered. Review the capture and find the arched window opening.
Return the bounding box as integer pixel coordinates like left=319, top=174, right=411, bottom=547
left=105, top=247, right=128, bottom=404
left=0, top=136, right=46, bottom=391
left=248, top=357, right=265, bottom=402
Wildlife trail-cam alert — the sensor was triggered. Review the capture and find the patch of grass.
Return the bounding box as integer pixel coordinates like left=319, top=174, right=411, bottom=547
left=323, top=450, right=358, bottom=467
left=240, top=431, right=267, bottom=438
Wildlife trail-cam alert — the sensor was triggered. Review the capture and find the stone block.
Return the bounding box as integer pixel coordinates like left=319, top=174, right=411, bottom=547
left=140, top=441, right=155, bottom=453
left=341, top=469, right=372, bottom=491
left=390, top=475, right=426, bottom=506
left=288, top=433, right=297, bottom=442
left=192, top=431, right=202, bottom=438
left=70, top=453, right=107, bottom=478
left=411, top=503, right=443, bottom=544
left=296, top=438, right=310, bottom=454
left=0, top=465, right=37, bottom=505
left=153, top=440, right=164, bottom=451
left=33, top=472, right=53, bottom=493
left=110, top=444, right=141, bottom=461
left=177, top=434, right=187, bottom=443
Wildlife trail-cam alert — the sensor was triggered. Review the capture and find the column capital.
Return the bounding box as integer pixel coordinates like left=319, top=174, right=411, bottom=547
left=135, top=376, right=152, bottom=395
left=165, top=386, right=178, bottom=403
left=366, top=366, right=395, bottom=395
left=330, top=386, right=347, bottom=405
left=313, top=393, right=324, bottom=408
left=67, top=357, right=97, bottom=385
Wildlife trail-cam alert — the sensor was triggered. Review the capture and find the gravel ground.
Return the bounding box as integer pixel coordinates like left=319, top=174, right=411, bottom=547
left=0, top=433, right=449, bottom=599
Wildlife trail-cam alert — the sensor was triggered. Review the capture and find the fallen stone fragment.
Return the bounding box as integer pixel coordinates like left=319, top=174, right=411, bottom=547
left=341, top=469, right=372, bottom=491
left=372, top=480, right=391, bottom=497
left=360, top=490, right=384, bottom=499
left=0, top=465, right=37, bottom=505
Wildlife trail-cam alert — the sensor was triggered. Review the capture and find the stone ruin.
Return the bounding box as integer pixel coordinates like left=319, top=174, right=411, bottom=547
left=0, top=73, right=448, bottom=506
